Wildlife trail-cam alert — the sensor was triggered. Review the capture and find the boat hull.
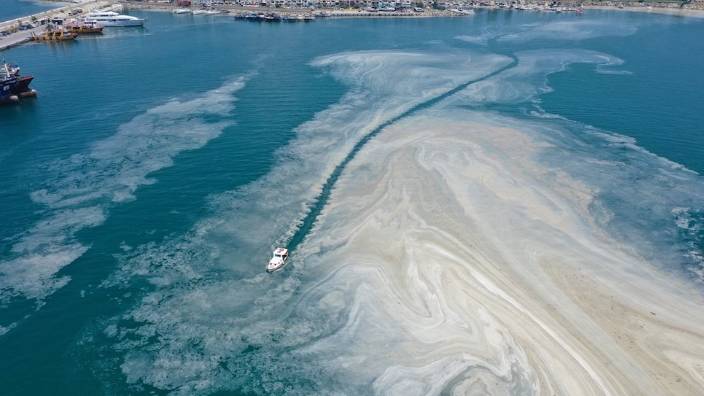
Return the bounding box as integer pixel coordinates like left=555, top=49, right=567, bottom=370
left=1, top=81, right=16, bottom=103
left=68, top=26, right=104, bottom=34
left=266, top=263, right=286, bottom=273
left=1, top=75, right=35, bottom=105
left=85, top=19, right=144, bottom=27
left=12, top=76, right=33, bottom=94
left=32, top=31, right=78, bottom=41
left=266, top=258, right=287, bottom=272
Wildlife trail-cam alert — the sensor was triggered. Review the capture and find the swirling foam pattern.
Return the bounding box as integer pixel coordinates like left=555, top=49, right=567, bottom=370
left=94, top=48, right=704, bottom=395
left=300, top=109, right=704, bottom=395
left=0, top=77, right=248, bottom=306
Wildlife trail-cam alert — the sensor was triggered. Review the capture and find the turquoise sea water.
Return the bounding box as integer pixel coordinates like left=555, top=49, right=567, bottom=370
left=1, top=9, right=703, bottom=394
left=0, top=0, right=58, bottom=21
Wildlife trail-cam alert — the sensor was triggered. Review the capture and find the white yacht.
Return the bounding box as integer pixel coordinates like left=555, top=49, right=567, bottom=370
left=266, top=248, right=289, bottom=273
left=84, top=11, right=144, bottom=27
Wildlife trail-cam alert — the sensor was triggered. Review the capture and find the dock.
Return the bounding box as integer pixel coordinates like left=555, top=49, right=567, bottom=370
left=0, top=1, right=112, bottom=51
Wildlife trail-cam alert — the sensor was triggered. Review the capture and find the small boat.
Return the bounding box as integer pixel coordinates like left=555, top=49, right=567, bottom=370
left=282, top=14, right=311, bottom=22
left=266, top=247, right=289, bottom=273
left=262, top=13, right=282, bottom=22
left=173, top=8, right=192, bottom=14
left=192, top=9, right=221, bottom=15
left=31, top=28, right=78, bottom=41
left=288, top=14, right=314, bottom=22
left=235, top=12, right=258, bottom=20
left=65, top=20, right=103, bottom=34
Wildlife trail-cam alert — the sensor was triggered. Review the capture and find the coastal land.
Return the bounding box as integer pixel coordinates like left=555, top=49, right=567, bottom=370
left=585, top=3, right=704, bottom=17
left=0, top=0, right=111, bottom=50
left=3, top=0, right=704, bottom=52
left=121, top=0, right=704, bottom=18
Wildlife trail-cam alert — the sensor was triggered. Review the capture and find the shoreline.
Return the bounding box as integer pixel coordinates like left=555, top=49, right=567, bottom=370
left=3, top=0, right=703, bottom=52
left=584, top=4, right=704, bottom=18
left=123, top=1, right=704, bottom=19
left=122, top=2, right=462, bottom=18
left=0, top=0, right=110, bottom=51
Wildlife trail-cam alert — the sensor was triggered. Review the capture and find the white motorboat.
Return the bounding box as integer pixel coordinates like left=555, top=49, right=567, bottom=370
left=192, top=9, right=221, bottom=15
left=173, top=8, right=192, bottom=14
left=266, top=247, right=289, bottom=273
left=450, top=8, right=475, bottom=15
left=84, top=11, right=144, bottom=27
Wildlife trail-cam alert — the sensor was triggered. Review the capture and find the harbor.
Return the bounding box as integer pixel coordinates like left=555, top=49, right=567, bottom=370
left=3, top=0, right=704, bottom=52
left=0, top=1, right=145, bottom=104
left=0, top=1, right=114, bottom=51
left=123, top=0, right=704, bottom=18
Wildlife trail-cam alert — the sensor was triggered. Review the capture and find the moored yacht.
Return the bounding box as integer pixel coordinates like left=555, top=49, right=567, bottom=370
left=192, top=9, right=221, bottom=15
left=65, top=19, right=104, bottom=34
left=84, top=11, right=144, bottom=27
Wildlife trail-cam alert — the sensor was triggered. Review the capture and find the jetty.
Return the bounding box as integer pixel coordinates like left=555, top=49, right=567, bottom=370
left=0, top=1, right=112, bottom=51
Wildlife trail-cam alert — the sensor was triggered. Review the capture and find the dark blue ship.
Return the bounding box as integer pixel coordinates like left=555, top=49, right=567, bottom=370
left=1, top=61, right=36, bottom=104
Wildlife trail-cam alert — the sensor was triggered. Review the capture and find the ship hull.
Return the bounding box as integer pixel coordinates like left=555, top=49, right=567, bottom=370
left=13, top=76, right=34, bottom=94
left=1, top=75, right=35, bottom=104
left=85, top=19, right=144, bottom=27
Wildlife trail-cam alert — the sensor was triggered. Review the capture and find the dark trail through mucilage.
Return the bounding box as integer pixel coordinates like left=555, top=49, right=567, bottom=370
left=285, top=54, right=519, bottom=256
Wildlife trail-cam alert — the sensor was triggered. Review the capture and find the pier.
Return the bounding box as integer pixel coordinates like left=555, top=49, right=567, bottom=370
left=0, top=1, right=112, bottom=51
